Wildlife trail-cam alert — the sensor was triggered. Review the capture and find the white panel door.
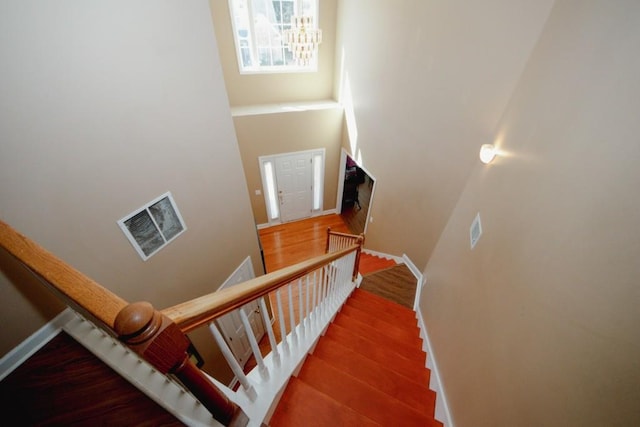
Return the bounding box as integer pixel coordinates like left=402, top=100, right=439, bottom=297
left=275, top=152, right=313, bottom=222
left=215, top=257, right=265, bottom=368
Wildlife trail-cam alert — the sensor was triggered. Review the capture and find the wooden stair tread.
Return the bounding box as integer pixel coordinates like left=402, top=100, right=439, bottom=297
left=312, top=336, right=436, bottom=417
left=271, top=287, right=443, bottom=427
left=324, top=323, right=430, bottom=383
left=337, top=305, right=422, bottom=346
left=297, top=355, right=439, bottom=427
left=358, top=253, right=397, bottom=276
left=346, top=294, right=418, bottom=326
left=332, top=313, right=425, bottom=359
left=269, top=377, right=381, bottom=427
left=352, top=288, right=417, bottom=318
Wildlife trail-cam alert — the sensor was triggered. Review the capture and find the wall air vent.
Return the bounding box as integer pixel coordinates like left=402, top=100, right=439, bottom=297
left=470, top=212, right=483, bottom=250
left=118, top=192, right=187, bottom=261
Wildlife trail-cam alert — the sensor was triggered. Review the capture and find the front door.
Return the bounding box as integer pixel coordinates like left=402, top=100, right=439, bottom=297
left=275, top=152, right=313, bottom=222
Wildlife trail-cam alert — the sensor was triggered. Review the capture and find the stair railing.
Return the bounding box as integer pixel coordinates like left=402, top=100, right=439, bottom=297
left=0, top=220, right=362, bottom=426
left=326, top=227, right=364, bottom=279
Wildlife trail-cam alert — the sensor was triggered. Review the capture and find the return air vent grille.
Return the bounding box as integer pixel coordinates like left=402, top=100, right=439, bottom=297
left=118, top=192, right=187, bottom=261
left=470, top=212, right=483, bottom=250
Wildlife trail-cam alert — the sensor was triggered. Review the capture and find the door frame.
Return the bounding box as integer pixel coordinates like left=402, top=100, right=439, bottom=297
left=258, top=148, right=326, bottom=226
left=215, top=256, right=267, bottom=368
left=335, top=148, right=377, bottom=234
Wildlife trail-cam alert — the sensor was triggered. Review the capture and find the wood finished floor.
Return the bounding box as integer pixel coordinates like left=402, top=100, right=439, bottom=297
left=359, top=264, right=418, bottom=309
left=0, top=332, right=182, bottom=426
left=340, top=174, right=373, bottom=235
left=259, top=214, right=351, bottom=272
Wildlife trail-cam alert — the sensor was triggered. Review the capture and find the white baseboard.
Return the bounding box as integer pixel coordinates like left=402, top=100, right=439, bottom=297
left=0, top=308, right=75, bottom=382
left=361, top=248, right=404, bottom=264
left=401, top=254, right=425, bottom=311
left=417, top=308, right=454, bottom=427
left=257, top=210, right=338, bottom=231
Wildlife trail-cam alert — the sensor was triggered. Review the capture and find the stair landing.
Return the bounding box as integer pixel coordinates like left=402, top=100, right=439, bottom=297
left=269, top=288, right=442, bottom=427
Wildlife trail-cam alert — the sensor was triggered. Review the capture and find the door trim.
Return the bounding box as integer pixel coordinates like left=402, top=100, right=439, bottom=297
left=258, top=148, right=325, bottom=225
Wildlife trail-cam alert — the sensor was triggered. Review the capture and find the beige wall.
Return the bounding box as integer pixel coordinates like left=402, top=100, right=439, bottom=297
left=234, top=108, right=344, bottom=224
left=209, top=0, right=337, bottom=107
left=0, top=0, right=261, bottom=384
left=334, top=0, right=555, bottom=268
left=423, top=0, right=640, bottom=425
left=209, top=0, right=342, bottom=224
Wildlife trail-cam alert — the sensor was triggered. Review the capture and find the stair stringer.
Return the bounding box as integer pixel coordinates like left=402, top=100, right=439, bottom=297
left=362, top=248, right=405, bottom=264
left=62, top=309, right=222, bottom=427
left=417, top=308, right=454, bottom=427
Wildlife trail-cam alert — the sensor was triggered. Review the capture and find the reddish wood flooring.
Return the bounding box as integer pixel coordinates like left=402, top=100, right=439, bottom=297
left=0, top=332, right=182, bottom=426
left=259, top=214, right=351, bottom=272
left=270, top=288, right=442, bottom=427
left=358, top=252, right=397, bottom=275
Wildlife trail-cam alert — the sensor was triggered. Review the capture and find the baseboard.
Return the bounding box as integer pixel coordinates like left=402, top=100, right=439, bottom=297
left=417, top=308, right=454, bottom=427
left=401, top=253, right=424, bottom=311
left=315, top=208, right=337, bottom=216
left=361, top=248, right=404, bottom=264
left=0, top=308, right=75, bottom=382
left=257, top=210, right=338, bottom=231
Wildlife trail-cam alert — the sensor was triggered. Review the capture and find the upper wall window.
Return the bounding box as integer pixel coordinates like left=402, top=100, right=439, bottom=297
left=229, top=0, right=319, bottom=74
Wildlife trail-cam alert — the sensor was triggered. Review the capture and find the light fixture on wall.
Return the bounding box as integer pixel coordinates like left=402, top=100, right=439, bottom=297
left=284, top=15, right=322, bottom=66
left=479, top=144, right=497, bottom=164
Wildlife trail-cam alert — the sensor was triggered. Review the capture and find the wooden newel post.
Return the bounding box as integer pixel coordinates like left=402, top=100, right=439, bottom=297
left=114, top=302, right=246, bottom=426
left=354, top=234, right=365, bottom=280
left=325, top=227, right=332, bottom=253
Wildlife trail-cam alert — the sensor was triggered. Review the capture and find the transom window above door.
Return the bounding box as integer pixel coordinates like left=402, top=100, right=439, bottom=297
left=228, top=0, right=320, bottom=73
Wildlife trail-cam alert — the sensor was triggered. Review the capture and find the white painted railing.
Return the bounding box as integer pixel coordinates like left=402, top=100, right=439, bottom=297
left=202, top=250, right=358, bottom=426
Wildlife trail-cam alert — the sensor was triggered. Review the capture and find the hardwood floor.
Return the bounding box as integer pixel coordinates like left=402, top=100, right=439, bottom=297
left=259, top=214, right=351, bottom=272
left=340, top=174, right=373, bottom=235
left=0, top=332, right=182, bottom=426
left=359, top=264, right=417, bottom=309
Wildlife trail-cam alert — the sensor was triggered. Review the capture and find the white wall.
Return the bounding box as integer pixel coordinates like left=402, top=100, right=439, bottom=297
left=422, top=0, right=640, bottom=425
left=0, top=0, right=261, bottom=384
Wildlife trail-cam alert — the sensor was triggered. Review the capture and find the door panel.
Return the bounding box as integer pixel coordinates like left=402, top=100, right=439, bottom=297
left=275, top=153, right=313, bottom=222
left=215, top=257, right=265, bottom=368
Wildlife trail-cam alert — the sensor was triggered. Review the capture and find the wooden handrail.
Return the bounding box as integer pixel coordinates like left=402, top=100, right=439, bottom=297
left=0, top=220, right=127, bottom=327
left=0, top=220, right=246, bottom=426
left=162, top=244, right=360, bottom=333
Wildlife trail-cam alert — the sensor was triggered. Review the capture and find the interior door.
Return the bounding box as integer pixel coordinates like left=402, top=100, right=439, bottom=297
left=215, top=257, right=266, bottom=368
left=275, top=152, right=313, bottom=222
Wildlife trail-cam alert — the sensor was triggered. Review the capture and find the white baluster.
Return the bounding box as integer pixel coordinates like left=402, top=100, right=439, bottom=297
left=298, top=278, right=305, bottom=339
left=259, top=297, right=280, bottom=366
left=311, top=270, right=318, bottom=327
left=276, top=288, right=289, bottom=353
left=305, top=274, right=311, bottom=330
left=288, top=283, right=297, bottom=345
left=207, top=322, right=256, bottom=401
left=239, top=307, right=269, bottom=380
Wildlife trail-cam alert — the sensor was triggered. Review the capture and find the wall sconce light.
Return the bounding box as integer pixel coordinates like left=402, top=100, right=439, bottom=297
left=479, top=144, right=497, bottom=164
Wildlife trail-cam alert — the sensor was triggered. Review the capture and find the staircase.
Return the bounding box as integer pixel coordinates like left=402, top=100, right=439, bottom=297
left=269, top=288, right=443, bottom=427
left=358, top=252, right=398, bottom=275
